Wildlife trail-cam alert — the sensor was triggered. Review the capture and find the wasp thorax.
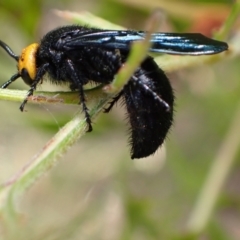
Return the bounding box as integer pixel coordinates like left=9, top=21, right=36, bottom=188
left=18, top=43, right=39, bottom=85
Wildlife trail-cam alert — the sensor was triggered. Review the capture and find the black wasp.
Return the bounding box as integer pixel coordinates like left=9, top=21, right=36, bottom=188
left=0, top=25, right=228, bottom=159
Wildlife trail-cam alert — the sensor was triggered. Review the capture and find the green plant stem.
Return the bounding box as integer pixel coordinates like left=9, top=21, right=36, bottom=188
left=0, top=11, right=160, bottom=227
left=0, top=86, right=106, bottom=106
left=0, top=9, right=234, bottom=236
left=184, top=3, right=240, bottom=235
left=214, top=0, right=240, bottom=41
left=2, top=93, right=107, bottom=201
left=0, top=93, right=110, bottom=238
left=54, top=10, right=124, bottom=30
left=185, top=101, right=240, bottom=235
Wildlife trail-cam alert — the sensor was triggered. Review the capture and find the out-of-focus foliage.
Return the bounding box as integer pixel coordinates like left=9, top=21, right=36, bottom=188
left=0, top=0, right=239, bottom=240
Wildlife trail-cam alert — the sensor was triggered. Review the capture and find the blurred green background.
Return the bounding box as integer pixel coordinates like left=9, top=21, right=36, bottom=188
left=0, top=0, right=239, bottom=239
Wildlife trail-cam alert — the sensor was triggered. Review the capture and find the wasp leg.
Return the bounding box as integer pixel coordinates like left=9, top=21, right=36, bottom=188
left=20, top=63, right=49, bottom=111
left=66, top=59, right=92, bottom=132
left=132, top=75, right=171, bottom=112
left=104, top=90, right=123, bottom=113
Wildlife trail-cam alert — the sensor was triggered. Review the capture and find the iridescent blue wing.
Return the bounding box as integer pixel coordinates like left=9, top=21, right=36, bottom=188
left=62, top=29, right=228, bottom=55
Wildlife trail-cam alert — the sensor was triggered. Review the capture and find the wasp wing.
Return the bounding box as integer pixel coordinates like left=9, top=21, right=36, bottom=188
left=63, top=30, right=228, bottom=55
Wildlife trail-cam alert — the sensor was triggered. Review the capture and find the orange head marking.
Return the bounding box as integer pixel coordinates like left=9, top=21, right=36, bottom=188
left=18, top=43, right=39, bottom=85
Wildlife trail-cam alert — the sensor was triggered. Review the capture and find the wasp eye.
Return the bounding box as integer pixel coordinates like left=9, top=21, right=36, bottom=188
left=21, top=68, right=33, bottom=86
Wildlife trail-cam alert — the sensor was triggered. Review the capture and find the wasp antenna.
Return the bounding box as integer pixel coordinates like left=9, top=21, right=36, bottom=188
left=0, top=40, right=19, bottom=61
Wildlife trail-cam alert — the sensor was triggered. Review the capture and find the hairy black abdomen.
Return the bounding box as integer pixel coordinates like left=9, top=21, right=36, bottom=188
left=124, top=57, right=174, bottom=159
